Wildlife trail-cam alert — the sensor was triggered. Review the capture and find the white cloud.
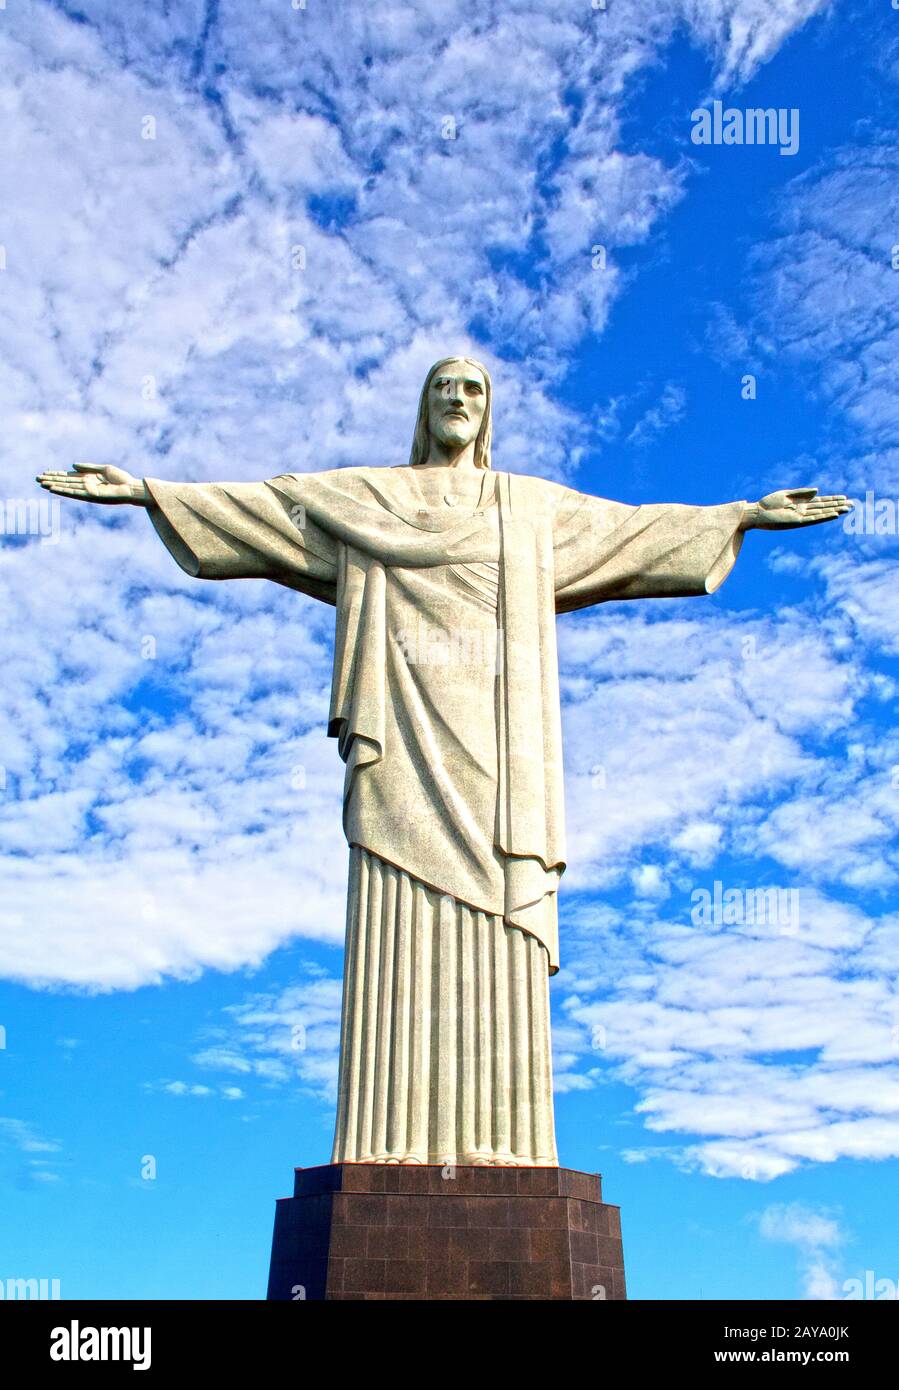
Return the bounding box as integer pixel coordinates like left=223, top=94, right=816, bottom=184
left=758, top=1201, right=845, bottom=1300
left=193, top=973, right=344, bottom=1104
left=626, top=383, right=687, bottom=449
left=724, top=143, right=899, bottom=492
left=0, top=1115, right=62, bottom=1184
left=559, top=603, right=866, bottom=892
left=817, top=555, right=899, bottom=655
left=681, top=0, right=833, bottom=86
left=152, top=1081, right=215, bottom=1098
left=552, top=602, right=899, bottom=1178
left=146, top=1080, right=244, bottom=1100
left=0, top=1116, right=61, bottom=1154
left=558, top=886, right=899, bottom=1179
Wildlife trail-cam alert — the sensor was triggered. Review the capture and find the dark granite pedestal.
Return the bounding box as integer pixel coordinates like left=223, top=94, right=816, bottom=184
left=266, top=1163, right=626, bottom=1301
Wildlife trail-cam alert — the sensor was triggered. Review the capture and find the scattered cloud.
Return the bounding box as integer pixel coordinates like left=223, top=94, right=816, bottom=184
left=758, top=1201, right=845, bottom=1300
left=193, top=975, right=344, bottom=1103
left=145, top=1080, right=243, bottom=1100
left=0, top=1116, right=63, bottom=1185
left=626, top=383, right=687, bottom=448
left=0, top=1117, right=61, bottom=1154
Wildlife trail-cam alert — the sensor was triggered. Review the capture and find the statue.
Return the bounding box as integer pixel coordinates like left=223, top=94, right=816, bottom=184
left=38, top=357, right=850, bottom=1168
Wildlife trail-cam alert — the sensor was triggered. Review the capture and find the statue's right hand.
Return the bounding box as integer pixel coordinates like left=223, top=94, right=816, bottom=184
left=36, top=463, right=148, bottom=505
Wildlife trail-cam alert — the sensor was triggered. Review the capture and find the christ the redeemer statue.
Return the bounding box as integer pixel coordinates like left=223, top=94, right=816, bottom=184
left=38, top=357, right=849, bottom=1167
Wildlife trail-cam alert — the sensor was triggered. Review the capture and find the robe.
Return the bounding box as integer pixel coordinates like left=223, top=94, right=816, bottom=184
left=145, top=465, right=746, bottom=1164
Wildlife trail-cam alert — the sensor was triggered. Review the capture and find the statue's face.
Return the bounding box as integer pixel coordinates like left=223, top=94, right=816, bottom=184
left=426, top=361, right=487, bottom=453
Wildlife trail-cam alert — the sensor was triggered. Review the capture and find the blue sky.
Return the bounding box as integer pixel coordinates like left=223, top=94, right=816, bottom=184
left=1, top=0, right=898, bottom=1300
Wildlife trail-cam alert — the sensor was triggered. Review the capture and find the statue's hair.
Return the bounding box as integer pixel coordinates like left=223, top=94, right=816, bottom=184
left=408, top=356, right=493, bottom=470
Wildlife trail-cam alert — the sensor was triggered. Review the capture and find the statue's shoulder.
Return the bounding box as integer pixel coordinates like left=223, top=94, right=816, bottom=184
left=276, top=466, right=387, bottom=494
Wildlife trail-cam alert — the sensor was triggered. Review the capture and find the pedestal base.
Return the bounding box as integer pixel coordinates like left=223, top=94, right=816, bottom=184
left=266, top=1163, right=626, bottom=1301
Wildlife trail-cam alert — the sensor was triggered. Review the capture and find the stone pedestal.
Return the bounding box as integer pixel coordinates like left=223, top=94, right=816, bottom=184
left=266, top=1163, right=626, bottom=1301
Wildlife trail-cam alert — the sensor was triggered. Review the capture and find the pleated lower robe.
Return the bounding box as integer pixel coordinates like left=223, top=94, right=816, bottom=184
left=331, top=848, right=557, bottom=1166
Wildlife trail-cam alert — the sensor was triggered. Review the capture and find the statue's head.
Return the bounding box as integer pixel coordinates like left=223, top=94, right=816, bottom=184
left=408, top=356, right=493, bottom=469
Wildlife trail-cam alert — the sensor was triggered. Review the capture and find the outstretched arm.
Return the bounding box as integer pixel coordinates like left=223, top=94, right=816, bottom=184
left=551, top=483, right=851, bottom=614
left=37, top=464, right=338, bottom=603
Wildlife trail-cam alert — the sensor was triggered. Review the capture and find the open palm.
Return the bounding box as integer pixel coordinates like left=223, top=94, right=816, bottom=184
left=36, top=462, right=146, bottom=505
left=752, top=487, right=851, bottom=530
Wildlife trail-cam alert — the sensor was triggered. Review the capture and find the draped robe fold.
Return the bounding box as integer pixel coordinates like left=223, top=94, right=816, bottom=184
left=145, top=465, right=746, bottom=1164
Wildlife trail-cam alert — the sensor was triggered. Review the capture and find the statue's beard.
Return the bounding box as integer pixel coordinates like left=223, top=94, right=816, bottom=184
left=436, top=421, right=473, bottom=450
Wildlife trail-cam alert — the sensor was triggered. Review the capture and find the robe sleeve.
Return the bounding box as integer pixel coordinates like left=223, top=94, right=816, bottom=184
left=551, top=487, right=748, bottom=614
left=144, top=475, right=339, bottom=605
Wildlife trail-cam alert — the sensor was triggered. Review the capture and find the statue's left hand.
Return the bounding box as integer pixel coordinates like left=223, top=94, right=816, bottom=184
left=743, top=487, right=852, bottom=531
